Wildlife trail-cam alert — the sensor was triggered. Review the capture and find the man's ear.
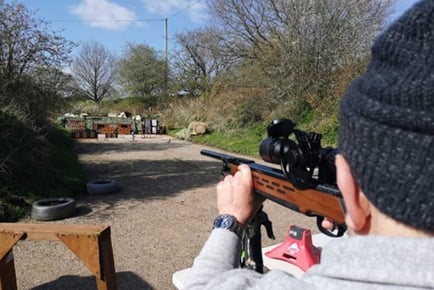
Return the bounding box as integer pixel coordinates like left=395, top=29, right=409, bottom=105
left=335, top=155, right=371, bottom=234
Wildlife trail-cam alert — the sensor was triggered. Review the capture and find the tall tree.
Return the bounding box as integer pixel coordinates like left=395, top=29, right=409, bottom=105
left=0, top=2, right=77, bottom=195
left=172, top=27, right=235, bottom=95
left=118, top=43, right=166, bottom=98
left=0, top=2, right=75, bottom=126
left=72, top=41, right=117, bottom=104
left=0, top=2, right=74, bottom=91
left=207, top=0, right=393, bottom=105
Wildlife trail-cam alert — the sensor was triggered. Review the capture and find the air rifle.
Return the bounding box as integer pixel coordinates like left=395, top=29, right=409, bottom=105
left=201, top=118, right=346, bottom=235
left=201, top=119, right=346, bottom=272
left=201, top=148, right=346, bottom=233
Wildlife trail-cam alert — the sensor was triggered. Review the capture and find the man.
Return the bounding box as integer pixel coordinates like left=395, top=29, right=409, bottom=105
left=183, top=0, right=433, bottom=289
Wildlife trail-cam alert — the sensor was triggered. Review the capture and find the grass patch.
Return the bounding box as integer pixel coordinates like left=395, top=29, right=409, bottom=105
left=189, top=117, right=338, bottom=158
left=192, top=123, right=268, bottom=157
left=0, top=125, right=86, bottom=222
left=45, top=127, right=87, bottom=197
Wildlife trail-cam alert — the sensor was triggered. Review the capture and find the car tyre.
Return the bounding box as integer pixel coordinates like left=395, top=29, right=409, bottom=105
left=32, top=197, right=77, bottom=221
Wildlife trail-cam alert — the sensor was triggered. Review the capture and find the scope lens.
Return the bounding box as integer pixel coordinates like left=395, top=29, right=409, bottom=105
left=259, top=137, right=289, bottom=164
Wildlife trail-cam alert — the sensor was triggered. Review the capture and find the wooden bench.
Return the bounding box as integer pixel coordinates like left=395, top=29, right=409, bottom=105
left=0, top=223, right=117, bottom=290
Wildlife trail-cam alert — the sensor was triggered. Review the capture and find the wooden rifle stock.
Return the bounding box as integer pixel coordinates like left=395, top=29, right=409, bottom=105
left=201, top=149, right=346, bottom=236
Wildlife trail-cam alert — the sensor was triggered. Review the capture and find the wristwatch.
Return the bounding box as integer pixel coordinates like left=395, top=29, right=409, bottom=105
left=213, top=214, right=245, bottom=240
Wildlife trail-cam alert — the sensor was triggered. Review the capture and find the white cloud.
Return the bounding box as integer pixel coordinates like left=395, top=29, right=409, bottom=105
left=70, top=0, right=142, bottom=30
left=142, top=0, right=207, bottom=23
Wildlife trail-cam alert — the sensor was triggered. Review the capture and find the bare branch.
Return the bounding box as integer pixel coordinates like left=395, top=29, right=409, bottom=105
left=71, top=41, right=118, bottom=103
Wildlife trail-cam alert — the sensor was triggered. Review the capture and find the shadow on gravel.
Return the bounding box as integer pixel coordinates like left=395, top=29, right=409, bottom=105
left=30, top=271, right=154, bottom=290
left=80, top=159, right=221, bottom=198
left=74, top=140, right=226, bottom=202
left=73, top=139, right=184, bottom=155
left=74, top=205, right=93, bottom=216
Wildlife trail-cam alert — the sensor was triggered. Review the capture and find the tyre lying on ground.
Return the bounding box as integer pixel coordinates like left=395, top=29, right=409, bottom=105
left=86, top=180, right=120, bottom=195
left=32, top=197, right=77, bottom=221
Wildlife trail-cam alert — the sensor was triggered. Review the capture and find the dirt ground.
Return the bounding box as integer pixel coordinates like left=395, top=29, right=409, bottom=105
left=12, top=135, right=318, bottom=290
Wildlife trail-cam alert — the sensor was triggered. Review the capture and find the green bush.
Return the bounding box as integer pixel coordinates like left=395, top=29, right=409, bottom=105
left=0, top=112, right=86, bottom=221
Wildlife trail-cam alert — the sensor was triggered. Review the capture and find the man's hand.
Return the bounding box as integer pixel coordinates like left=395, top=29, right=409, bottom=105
left=216, top=164, right=264, bottom=225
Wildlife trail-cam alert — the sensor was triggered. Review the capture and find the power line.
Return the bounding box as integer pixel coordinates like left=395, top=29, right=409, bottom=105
left=47, top=0, right=204, bottom=24
left=49, top=18, right=164, bottom=23
left=167, top=0, right=203, bottom=20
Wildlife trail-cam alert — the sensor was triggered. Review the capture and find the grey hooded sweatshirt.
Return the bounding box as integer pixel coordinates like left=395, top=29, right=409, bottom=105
left=183, top=229, right=434, bottom=290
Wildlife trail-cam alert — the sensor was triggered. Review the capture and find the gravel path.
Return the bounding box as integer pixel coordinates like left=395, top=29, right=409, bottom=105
left=12, top=135, right=317, bottom=289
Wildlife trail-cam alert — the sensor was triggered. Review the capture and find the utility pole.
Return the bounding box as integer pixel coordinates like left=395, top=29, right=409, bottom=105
left=164, top=18, right=168, bottom=97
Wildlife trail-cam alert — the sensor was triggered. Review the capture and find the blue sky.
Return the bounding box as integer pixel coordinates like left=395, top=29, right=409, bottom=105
left=11, top=0, right=421, bottom=58
left=15, top=0, right=207, bottom=57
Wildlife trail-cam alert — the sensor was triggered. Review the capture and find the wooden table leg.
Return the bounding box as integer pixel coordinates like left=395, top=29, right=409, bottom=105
left=0, top=224, right=117, bottom=290
left=57, top=227, right=117, bottom=290
left=0, top=251, right=18, bottom=290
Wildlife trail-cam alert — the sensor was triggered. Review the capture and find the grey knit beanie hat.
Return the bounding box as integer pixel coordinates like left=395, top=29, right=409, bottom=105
left=338, top=0, right=434, bottom=232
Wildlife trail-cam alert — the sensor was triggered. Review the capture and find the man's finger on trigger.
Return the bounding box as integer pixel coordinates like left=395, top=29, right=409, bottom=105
left=223, top=174, right=233, bottom=182
left=237, top=164, right=251, bottom=175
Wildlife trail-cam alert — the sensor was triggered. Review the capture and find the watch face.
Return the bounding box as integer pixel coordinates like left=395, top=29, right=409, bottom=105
left=215, top=215, right=234, bottom=229
left=221, top=217, right=234, bottom=228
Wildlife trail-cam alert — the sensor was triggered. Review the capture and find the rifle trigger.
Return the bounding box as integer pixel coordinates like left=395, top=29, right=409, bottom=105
left=257, top=210, right=275, bottom=240
left=264, top=219, right=275, bottom=240
left=219, top=159, right=230, bottom=177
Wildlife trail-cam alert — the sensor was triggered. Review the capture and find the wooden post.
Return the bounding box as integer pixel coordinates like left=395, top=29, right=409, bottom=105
left=0, top=230, right=25, bottom=290
left=0, top=251, right=18, bottom=290
left=0, top=223, right=117, bottom=290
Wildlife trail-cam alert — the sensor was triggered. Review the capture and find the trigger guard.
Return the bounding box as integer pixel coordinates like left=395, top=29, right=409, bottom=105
left=316, top=216, right=346, bottom=237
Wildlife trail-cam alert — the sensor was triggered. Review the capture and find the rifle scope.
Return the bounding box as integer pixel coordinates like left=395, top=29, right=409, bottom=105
left=259, top=119, right=337, bottom=188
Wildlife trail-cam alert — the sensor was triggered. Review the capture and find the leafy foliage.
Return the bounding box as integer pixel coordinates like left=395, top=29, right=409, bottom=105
left=118, top=43, right=166, bottom=99
left=0, top=3, right=74, bottom=85
left=0, top=2, right=85, bottom=221
left=193, top=123, right=268, bottom=156
left=0, top=112, right=85, bottom=221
